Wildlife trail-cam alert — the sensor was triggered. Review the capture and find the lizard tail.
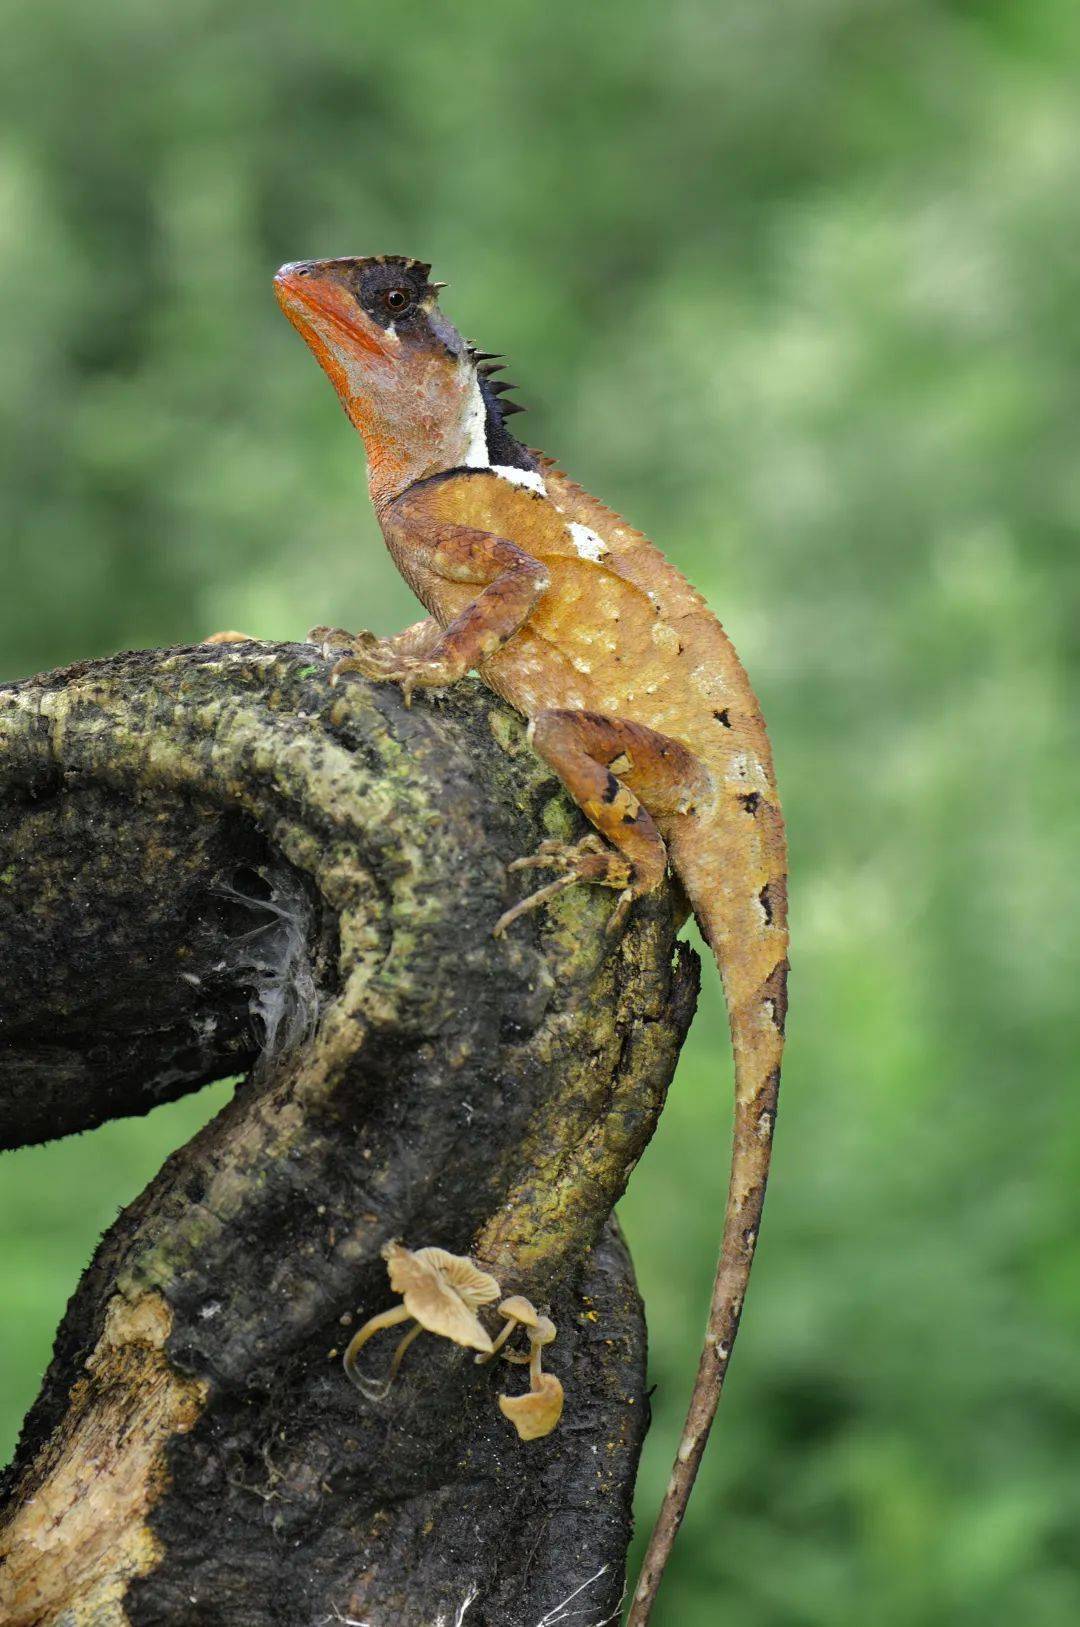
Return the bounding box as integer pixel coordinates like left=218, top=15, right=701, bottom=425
left=627, top=804, right=788, bottom=1625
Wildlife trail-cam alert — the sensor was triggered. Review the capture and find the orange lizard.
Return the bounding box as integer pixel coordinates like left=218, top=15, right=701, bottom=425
left=274, top=255, right=788, bottom=1625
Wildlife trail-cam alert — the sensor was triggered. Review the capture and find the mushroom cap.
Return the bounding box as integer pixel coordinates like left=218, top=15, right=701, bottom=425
left=411, top=1248, right=501, bottom=1310
left=382, top=1242, right=498, bottom=1353
left=497, top=1295, right=541, bottom=1326
left=530, top=1315, right=557, bottom=1347
left=498, top=1373, right=565, bottom=1441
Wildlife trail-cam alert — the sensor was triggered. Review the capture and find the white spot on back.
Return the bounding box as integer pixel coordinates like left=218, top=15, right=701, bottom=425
left=726, top=751, right=769, bottom=793
left=493, top=464, right=547, bottom=495
left=567, top=521, right=608, bottom=561
left=691, top=662, right=729, bottom=700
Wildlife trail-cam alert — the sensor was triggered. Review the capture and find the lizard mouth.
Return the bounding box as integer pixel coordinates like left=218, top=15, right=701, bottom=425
left=274, top=265, right=389, bottom=362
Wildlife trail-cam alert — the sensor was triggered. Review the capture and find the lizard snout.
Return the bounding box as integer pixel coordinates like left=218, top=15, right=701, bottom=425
left=275, top=261, right=317, bottom=282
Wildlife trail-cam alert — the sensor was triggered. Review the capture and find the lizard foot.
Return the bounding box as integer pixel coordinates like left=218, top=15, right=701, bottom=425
left=493, top=836, right=634, bottom=938
left=311, top=628, right=457, bottom=708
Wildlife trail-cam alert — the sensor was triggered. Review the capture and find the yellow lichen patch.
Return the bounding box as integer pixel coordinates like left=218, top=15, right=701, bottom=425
left=0, top=1291, right=207, bottom=1627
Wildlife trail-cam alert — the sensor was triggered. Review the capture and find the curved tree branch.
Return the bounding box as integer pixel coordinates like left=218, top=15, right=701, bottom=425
left=0, top=643, right=698, bottom=1627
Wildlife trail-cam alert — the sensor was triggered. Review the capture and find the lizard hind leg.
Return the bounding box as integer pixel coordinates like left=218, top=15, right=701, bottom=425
left=494, top=709, right=709, bottom=937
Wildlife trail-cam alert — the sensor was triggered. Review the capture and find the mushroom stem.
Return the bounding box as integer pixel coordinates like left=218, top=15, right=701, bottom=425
left=474, top=1317, right=519, bottom=1366
left=343, top=1303, right=412, bottom=1397
left=386, top=1319, right=425, bottom=1387
left=527, top=1317, right=557, bottom=1386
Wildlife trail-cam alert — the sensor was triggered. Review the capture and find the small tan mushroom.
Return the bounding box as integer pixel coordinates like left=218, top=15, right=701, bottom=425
left=475, top=1294, right=544, bottom=1364
left=496, top=1310, right=563, bottom=1439
left=498, top=1372, right=565, bottom=1441
left=344, top=1242, right=500, bottom=1401
left=501, top=1313, right=557, bottom=1368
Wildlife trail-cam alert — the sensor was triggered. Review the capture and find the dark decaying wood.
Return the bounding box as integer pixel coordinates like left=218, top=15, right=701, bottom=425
left=0, top=643, right=698, bottom=1627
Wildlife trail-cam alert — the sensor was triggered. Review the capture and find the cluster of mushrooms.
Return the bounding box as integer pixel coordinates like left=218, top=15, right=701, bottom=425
left=343, top=1242, right=564, bottom=1441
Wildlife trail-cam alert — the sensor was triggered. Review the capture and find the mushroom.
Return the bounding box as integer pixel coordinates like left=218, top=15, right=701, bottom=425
left=475, top=1295, right=545, bottom=1364
left=501, top=1312, right=556, bottom=1365
left=343, top=1242, right=500, bottom=1401
left=496, top=1311, right=563, bottom=1440
left=498, top=1373, right=565, bottom=1441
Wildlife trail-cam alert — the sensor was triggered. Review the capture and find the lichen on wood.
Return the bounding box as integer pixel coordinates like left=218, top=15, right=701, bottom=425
left=0, top=642, right=698, bottom=1626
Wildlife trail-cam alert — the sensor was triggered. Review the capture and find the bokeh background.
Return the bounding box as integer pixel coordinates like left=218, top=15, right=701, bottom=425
left=3, top=3, right=1079, bottom=1622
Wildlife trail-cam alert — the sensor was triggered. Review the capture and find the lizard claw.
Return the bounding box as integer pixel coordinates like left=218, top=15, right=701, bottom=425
left=507, top=834, right=608, bottom=874
left=308, top=624, right=364, bottom=653
left=606, top=887, right=634, bottom=936
left=494, top=836, right=634, bottom=938
left=202, top=629, right=257, bottom=645
left=325, top=631, right=401, bottom=684
left=493, top=872, right=581, bottom=937
left=328, top=642, right=455, bottom=704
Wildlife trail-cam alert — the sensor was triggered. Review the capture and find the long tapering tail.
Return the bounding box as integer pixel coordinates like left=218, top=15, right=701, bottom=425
left=628, top=806, right=788, bottom=1625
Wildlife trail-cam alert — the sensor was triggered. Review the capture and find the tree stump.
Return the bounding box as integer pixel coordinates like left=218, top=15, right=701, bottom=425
left=0, top=643, right=698, bottom=1627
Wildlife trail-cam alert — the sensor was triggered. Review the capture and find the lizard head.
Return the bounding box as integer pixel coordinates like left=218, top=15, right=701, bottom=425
left=274, top=255, right=530, bottom=504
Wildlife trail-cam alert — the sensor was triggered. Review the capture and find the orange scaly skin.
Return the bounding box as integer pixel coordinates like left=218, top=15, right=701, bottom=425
left=275, top=257, right=788, bottom=1624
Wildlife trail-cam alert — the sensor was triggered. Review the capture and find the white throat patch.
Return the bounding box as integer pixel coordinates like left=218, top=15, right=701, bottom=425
left=461, top=373, right=490, bottom=468
left=459, top=365, right=546, bottom=493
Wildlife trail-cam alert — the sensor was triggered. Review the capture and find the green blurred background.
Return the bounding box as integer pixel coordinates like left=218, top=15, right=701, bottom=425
left=3, top=2, right=1079, bottom=1621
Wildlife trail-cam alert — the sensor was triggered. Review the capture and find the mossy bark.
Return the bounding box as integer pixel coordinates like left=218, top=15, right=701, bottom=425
left=0, top=643, right=698, bottom=1627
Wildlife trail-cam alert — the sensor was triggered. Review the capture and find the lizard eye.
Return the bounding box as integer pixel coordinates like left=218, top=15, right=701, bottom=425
left=383, top=287, right=411, bottom=314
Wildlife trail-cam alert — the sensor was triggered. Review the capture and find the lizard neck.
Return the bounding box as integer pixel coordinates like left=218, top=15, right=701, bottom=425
left=366, top=363, right=537, bottom=513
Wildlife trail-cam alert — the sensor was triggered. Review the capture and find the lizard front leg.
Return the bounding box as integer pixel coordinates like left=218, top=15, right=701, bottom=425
left=496, top=709, right=710, bottom=934
left=309, top=616, right=442, bottom=663
left=326, top=525, right=549, bottom=705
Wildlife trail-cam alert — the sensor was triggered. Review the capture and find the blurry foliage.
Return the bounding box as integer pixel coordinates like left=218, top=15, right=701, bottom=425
left=2, top=1, right=1079, bottom=1621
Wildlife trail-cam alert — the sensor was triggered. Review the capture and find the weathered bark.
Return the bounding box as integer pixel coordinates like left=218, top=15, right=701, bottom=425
left=0, top=643, right=698, bottom=1627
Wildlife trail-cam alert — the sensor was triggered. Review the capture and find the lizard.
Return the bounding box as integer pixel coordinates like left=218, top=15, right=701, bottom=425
left=273, top=254, right=789, bottom=1625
